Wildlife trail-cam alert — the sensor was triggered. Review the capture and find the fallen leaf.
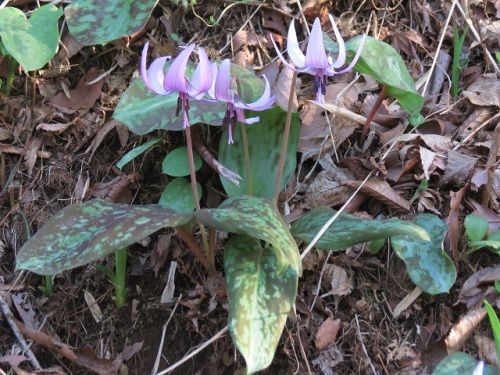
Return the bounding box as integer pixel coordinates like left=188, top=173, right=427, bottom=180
left=419, top=146, right=437, bottom=180
left=160, top=261, right=177, bottom=304
left=474, top=335, right=498, bottom=365
left=440, top=149, right=477, bottom=186
left=84, top=290, right=103, bottom=323
left=274, top=66, right=298, bottom=112
left=445, top=306, right=487, bottom=354
left=315, top=317, right=341, bottom=350
left=457, top=266, right=500, bottom=309
left=462, top=74, right=500, bottom=107
left=321, top=264, right=353, bottom=297
left=311, top=344, right=344, bottom=375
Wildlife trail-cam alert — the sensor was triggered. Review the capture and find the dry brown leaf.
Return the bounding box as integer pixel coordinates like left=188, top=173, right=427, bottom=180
left=151, top=234, right=172, bottom=277
left=232, top=30, right=260, bottom=51
left=160, top=261, right=177, bottom=304
left=445, top=307, right=487, bottom=354
left=274, top=66, right=298, bottom=112
left=470, top=200, right=500, bottom=231
left=118, top=342, right=143, bottom=361
left=343, top=178, right=410, bottom=214
left=50, top=68, right=104, bottom=115
left=455, top=107, right=494, bottom=140
left=303, top=170, right=354, bottom=208
left=474, top=335, right=498, bottom=365
left=419, top=146, right=437, bottom=180
left=447, top=185, right=468, bottom=260
left=311, top=344, right=344, bottom=375
left=261, top=8, right=288, bottom=36
left=457, top=266, right=500, bottom=309
left=321, top=264, right=353, bottom=297
left=84, top=290, right=103, bottom=323
left=440, top=149, right=477, bottom=186
left=25, top=137, right=42, bottom=177
left=463, top=74, right=500, bottom=107
left=36, top=122, right=74, bottom=133
left=315, top=317, right=341, bottom=350
left=12, top=293, right=37, bottom=330
left=387, top=134, right=454, bottom=153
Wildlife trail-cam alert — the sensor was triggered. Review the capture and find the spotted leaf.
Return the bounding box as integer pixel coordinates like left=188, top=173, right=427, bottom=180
left=324, top=35, right=424, bottom=126
left=391, top=214, right=456, bottom=294
left=16, top=199, right=193, bottom=275
left=65, top=0, right=158, bottom=46
left=433, top=352, right=499, bottom=375
left=290, top=206, right=430, bottom=250
left=195, top=195, right=301, bottom=275
left=224, top=235, right=298, bottom=374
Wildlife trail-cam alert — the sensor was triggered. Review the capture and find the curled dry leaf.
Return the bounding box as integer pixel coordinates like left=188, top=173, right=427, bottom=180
left=315, top=317, right=341, bottom=350
left=457, top=265, right=500, bottom=309
left=440, top=149, right=477, bottom=186
left=321, top=264, right=353, bottom=297
left=474, top=335, right=498, bottom=365
left=462, top=74, right=500, bottom=107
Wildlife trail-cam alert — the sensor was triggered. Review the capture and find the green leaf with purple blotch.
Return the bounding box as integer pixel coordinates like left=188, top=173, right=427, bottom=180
left=0, top=4, right=63, bottom=71
left=224, top=235, right=298, bottom=374
left=16, top=199, right=192, bottom=275
left=290, top=206, right=430, bottom=250
left=219, top=106, right=300, bottom=199
left=324, top=35, right=424, bottom=126
left=195, top=195, right=301, bottom=275
left=65, top=0, right=158, bottom=46
left=113, top=62, right=266, bottom=135
left=391, top=214, right=456, bottom=294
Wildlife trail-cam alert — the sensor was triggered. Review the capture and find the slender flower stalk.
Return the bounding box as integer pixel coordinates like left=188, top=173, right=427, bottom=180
left=272, top=15, right=367, bottom=104
left=208, top=59, right=275, bottom=144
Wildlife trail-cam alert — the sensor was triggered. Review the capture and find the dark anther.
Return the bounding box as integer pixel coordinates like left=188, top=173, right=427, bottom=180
left=175, top=97, right=182, bottom=116
left=321, top=76, right=327, bottom=95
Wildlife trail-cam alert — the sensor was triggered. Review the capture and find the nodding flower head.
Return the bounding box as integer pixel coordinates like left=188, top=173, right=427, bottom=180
left=141, top=42, right=213, bottom=127
left=272, top=15, right=366, bottom=104
left=208, top=59, right=275, bottom=144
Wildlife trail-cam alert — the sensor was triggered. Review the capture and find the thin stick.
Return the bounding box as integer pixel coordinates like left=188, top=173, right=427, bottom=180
left=0, top=293, right=41, bottom=370
left=155, top=325, right=229, bottom=375
left=273, top=72, right=297, bottom=205
left=151, top=294, right=183, bottom=375
left=355, top=314, right=377, bottom=375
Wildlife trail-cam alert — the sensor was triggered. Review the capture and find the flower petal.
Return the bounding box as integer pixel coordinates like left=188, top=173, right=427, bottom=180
left=186, top=46, right=213, bottom=99
left=141, top=43, right=170, bottom=95
left=270, top=32, right=302, bottom=73
left=335, top=32, right=367, bottom=74
left=328, top=15, right=346, bottom=69
left=287, top=19, right=306, bottom=68
left=234, top=74, right=275, bottom=111
left=163, top=44, right=195, bottom=93
left=214, top=59, right=233, bottom=102
left=305, top=18, right=329, bottom=69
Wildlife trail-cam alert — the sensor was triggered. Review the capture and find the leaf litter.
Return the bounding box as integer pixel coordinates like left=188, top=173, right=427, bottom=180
left=0, top=0, right=500, bottom=374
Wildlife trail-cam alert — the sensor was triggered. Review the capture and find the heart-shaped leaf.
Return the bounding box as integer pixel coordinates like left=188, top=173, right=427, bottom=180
left=391, top=214, right=456, bottom=294
left=162, top=147, right=202, bottom=177
left=290, top=206, right=430, bottom=250
left=65, top=0, right=158, bottom=46
left=159, top=177, right=201, bottom=214
left=0, top=4, right=63, bottom=71
left=16, top=199, right=192, bottom=275
left=195, top=195, right=301, bottom=275
left=219, top=107, right=300, bottom=199
left=225, top=235, right=298, bottom=374
left=432, top=352, right=499, bottom=375
left=113, top=62, right=266, bottom=135
left=324, top=35, right=424, bottom=126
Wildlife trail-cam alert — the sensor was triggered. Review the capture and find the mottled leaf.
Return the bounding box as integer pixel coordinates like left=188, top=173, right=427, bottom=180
left=290, top=206, right=430, bottom=250
left=224, top=235, right=298, bottom=374
left=16, top=199, right=192, bottom=275
left=0, top=5, right=62, bottom=71
left=159, top=177, right=201, bottom=214
left=391, top=214, right=456, bottom=294
left=65, top=0, right=158, bottom=46
left=324, top=35, right=424, bottom=126
left=432, top=352, right=499, bottom=375
left=113, top=62, right=266, bottom=135
left=219, top=107, right=300, bottom=199
left=195, top=195, right=301, bottom=274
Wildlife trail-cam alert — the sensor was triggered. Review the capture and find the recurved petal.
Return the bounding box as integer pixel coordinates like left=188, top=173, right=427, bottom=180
left=328, top=15, right=346, bottom=69
left=234, top=75, right=275, bottom=110
left=335, top=32, right=367, bottom=74
left=141, top=43, right=170, bottom=95
left=214, top=59, right=233, bottom=102
left=163, top=44, right=196, bottom=93
left=287, top=19, right=306, bottom=68
left=188, top=46, right=213, bottom=98
left=305, top=18, right=329, bottom=69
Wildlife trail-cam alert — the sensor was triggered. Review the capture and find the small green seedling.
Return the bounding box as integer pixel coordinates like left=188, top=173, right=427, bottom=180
left=95, top=247, right=128, bottom=308
left=451, top=25, right=470, bottom=96
left=462, top=214, right=500, bottom=258
left=485, top=299, right=500, bottom=370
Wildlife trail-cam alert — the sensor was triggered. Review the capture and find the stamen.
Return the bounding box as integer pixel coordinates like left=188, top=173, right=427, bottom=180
left=176, top=96, right=182, bottom=117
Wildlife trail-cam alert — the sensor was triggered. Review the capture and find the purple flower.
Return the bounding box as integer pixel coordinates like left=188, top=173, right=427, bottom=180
left=208, top=59, right=275, bottom=144
left=272, top=15, right=366, bottom=104
left=141, top=42, right=213, bottom=127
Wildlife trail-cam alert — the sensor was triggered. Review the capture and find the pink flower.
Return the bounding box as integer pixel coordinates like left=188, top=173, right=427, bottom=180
left=272, top=15, right=366, bottom=104
left=208, top=59, right=275, bottom=143
left=141, top=42, right=213, bottom=127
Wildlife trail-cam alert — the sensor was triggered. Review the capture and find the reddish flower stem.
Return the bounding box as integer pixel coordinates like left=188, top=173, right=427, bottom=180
left=360, top=84, right=387, bottom=146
